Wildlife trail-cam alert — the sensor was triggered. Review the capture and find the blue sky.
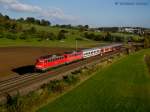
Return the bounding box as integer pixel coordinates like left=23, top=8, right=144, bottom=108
left=0, top=0, right=150, bottom=27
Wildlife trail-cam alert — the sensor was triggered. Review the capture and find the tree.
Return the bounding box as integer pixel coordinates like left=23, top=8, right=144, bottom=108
left=77, top=25, right=85, bottom=32
left=60, top=24, right=72, bottom=29
left=35, top=19, right=41, bottom=25
left=17, top=18, right=24, bottom=22
left=26, top=17, right=35, bottom=23
left=19, top=33, right=27, bottom=40
left=0, top=13, right=3, bottom=17
left=144, top=34, right=150, bottom=48
left=29, top=27, right=36, bottom=33
left=46, top=32, right=56, bottom=40
left=55, top=24, right=60, bottom=27
left=4, top=15, right=10, bottom=20
left=84, top=25, right=89, bottom=29
left=57, top=30, right=66, bottom=40
left=103, top=32, right=112, bottom=41
left=40, top=19, right=51, bottom=26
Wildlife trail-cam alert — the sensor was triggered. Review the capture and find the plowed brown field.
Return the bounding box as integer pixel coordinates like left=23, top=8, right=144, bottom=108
left=0, top=47, right=72, bottom=78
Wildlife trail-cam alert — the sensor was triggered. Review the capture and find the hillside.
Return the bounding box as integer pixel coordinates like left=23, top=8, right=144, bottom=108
left=38, top=49, right=150, bottom=112
left=0, top=14, right=102, bottom=48
left=0, top=14, right=145, bottom=48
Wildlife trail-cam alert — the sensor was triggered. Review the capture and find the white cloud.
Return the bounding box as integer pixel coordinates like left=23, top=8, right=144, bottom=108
left=9, top=3, right=42, bottom=13
left=0, top=0, right=17, bottom=4
left=0, top=0, right=79, bottom=24
left=0, top=0, right=42, bottom=13
left=40, top=8, right=77, bottom=22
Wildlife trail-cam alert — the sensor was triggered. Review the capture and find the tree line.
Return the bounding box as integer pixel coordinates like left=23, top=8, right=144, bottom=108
left=17, top=17, right=51, bottom=26
left=0, top=13, right=67, bottom=40
left=83, top=32, right=144, bottom=42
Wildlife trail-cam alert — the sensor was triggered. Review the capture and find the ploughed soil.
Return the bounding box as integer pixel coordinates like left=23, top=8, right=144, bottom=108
left=0, top=47, right=72, bottom=78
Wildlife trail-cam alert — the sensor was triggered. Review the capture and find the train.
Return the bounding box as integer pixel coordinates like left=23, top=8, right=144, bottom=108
left=35, top=43, right=123, bottom=71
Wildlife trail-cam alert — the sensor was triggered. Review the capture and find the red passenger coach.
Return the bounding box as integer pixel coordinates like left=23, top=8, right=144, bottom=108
left=63, top=51, right=83, bottom=63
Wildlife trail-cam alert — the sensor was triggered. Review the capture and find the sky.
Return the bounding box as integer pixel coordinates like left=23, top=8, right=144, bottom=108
left=0, top=0, right=150, bottom=28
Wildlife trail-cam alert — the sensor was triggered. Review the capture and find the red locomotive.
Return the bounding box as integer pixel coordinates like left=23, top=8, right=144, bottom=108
left=35, top=51, right=83, bottom=71
left=35, top=43, right=123, bottom=71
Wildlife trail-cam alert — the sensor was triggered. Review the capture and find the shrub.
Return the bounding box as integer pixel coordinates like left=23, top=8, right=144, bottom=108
left=45, top=80, right=65, bottom=93
left=71, top=69, right=82, bottom=74
left=5, top=33, right=16, bottom=40
left=63, top=75, right=79, bottom=84
left=0, top=34, right=3, bottom=38
left=57, top=30, right=66, bottom=40
left=145, top=55, right=150, bottom=72
left=19, top=33, right=28, bottom=40
left=6, top=93, right=25, bottom=112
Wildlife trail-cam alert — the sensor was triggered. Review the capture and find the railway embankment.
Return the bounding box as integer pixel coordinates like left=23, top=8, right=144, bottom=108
left=37, top=49, right=150, bottom=112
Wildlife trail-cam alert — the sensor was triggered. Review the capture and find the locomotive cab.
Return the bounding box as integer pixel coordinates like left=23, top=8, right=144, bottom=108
left=35, top=59, right=45, bottom=71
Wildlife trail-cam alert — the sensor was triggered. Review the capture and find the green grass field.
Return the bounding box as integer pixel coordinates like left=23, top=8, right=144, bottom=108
left=37, top=49, right=150, bottom=112
left=0, top=38, right=104, bottom=48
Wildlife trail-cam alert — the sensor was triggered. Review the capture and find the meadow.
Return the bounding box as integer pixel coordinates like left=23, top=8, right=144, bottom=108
left=0, top=38, right=102, bottom=48
left=38, top=49, right=150, bottom=112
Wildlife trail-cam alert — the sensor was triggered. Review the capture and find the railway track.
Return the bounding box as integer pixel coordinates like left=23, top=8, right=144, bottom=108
left=0, top=49, right=124, bottom=103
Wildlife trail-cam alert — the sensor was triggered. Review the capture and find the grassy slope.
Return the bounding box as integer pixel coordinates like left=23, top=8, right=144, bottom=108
left=0, top=38, right=102, bottom=48
left=38, top=49, right=150, bottom=112
left=0, top=23, right=103, bottom=48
